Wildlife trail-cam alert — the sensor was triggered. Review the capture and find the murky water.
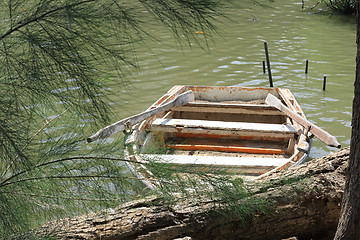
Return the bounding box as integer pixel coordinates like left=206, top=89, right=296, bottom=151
left=110, top=0, right=356, bottom=158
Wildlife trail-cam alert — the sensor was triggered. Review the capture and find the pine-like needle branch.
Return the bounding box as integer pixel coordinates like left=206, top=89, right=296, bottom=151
left=0, top=0, right=232, bottom=237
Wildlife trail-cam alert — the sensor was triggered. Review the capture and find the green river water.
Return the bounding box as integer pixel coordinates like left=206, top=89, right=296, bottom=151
left=109, top=0, right=356, bottom=159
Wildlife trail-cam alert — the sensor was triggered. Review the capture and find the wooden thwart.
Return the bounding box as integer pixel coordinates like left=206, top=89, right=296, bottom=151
left=140, top=154, right=290, bottom=174
left=172, top=102, right=283, bottom=116
left=150, top=118, right=297, bottom=139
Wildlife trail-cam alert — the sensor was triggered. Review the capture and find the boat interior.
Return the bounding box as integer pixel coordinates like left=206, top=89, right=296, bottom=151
left=136, top=94, right=301, bottom=175
left=122, top=86, right=310, bottom=180
left=149, top=101, right=295, bottom=154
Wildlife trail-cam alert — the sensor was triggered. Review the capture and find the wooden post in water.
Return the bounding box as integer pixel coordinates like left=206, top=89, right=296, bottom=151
left=305, top=60, right=309, bottom=74
left=264, top=42, right=273, bottom=87
left=323, top=76, right=327, bottom=91
left=262, top=61, right=266, bottom=73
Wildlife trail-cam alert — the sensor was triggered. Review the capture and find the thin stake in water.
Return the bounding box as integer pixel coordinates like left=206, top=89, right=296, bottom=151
left=262, top=60, right=266, bottom=73
left=264, top=42, right=273, bottom=87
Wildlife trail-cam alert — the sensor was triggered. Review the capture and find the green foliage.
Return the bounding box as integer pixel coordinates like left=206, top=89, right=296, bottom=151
left=0, top=0, right=230, bottom=237
left=11, top=233, right=56, bottom=240
left=316, top=0, right=356, bottom=14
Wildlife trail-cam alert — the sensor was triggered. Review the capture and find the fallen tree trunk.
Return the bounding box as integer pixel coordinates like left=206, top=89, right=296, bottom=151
left=35, top=147, right=349, bottom=240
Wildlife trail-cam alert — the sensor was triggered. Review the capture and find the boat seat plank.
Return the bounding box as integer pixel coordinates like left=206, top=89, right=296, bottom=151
left=172, top=102, right=283, bottom=116
left=150, top=118, right=297, bottom=136
left=139, top=154, right=290, bottom=174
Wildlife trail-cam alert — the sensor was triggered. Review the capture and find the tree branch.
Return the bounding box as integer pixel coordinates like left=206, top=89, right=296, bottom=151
left=2, top=107, right=71, bottom=179
left=0, top=190, right=126, bottom=202
left=2, top=174, right=127, bottom=188
left=0, top=0, right=95, bottom=41
left=0, top=155, right=144, bottom=187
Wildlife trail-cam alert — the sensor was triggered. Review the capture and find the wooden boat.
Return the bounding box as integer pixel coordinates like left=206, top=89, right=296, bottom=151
left=88, top=85, right=340, bottom=189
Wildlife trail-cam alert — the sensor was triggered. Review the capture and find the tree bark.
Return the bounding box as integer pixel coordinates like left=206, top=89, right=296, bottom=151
left=33, top=147, right=349, bottom=240
left=333, top=1, right=360, bottom=239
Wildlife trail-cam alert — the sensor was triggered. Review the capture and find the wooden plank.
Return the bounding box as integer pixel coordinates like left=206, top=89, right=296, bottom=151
left=167, top=144, right=286, bottom=155
left=151, top=118, right=297, bottom=134
left=276, top=88, right=304, bottom=131
left=172, top=133, right=289, bottom=142
left=172, top=102, right=283, bottom=116
left=287, top=138, right=296, bottom=154
left=171, top=111, right=286, bottom=125
left=277, top=88, right=306, bottom=118
left=139, top=154, right=290, bottom=168
left=150, top=127, right=295, bottom=139
left=265, top=94, right=341, bottom=148
left=87, top=91, right=194, bottom=142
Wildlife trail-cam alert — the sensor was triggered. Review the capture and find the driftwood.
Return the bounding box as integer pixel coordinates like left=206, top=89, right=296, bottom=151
left=35, top=147, right=349, bottom=240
